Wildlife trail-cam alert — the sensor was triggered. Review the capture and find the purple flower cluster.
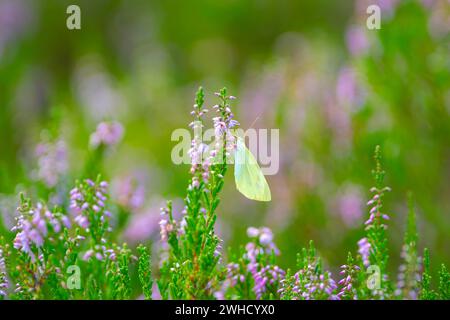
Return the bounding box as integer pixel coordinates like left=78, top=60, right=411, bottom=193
left=246, top=227, right=279, bottom=255
left=89, top=121, right=124, bottom=148
left=188, top=92, right=239, bottom=190
left=188, top=104, right=210, bottom=187
left=12, top=203, right=70, bottom=261
left=82, top=243, right=116, bottom=262
left=159, top=206, right=175, bottom=242
left=395, top=243, right=421, bottom=299
left=211, top=93, right=239, bottom=160
left=112, top=174, right=146, bottom=211
left=337, top=264, right=360, bottom=299
left=70, top=179, right=111, bottom=230
left=252, top=264, right=285, bottom=299
left=245, top=227, right=284, bottom=299
left=214, top=262, right=243, bottom=300
left=365, top=186, right=391, bottom=228
left=294, top=266, right=338, bottom=300
left=358, top=237, right=371, bottom=267
left=0, top=248, right=8, bottom=298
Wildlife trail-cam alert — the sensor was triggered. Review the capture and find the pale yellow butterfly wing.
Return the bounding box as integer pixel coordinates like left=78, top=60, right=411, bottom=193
left=234, top=137, right=271, bottom=201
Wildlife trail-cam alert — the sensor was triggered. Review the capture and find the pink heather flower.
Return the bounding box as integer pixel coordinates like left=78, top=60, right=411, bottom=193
left=259, top=228, right=274, bottom=246
left=337, top=264, right=359, bottom=299
left=112, top=174, right=146, bottom=211
left=12, top=203, right=68, bottom=262
left=358, top=237, right=371, bottom=267
left=123, top=203, right=161, bottom=243
left=247, top=227, right=259, bottom=238
left=365, top=186, right=391, bottom=229
left=158, top=205, right=178, bottom=243
left=82, top=249, right=94, bottom=261
left=70, top=179, right=110, bottom=230
left=335, top=185, right=364, bottom=227
left=253, top=264, right=286, bottom=299
left=241, top=230, right=285, bottom=300
left=395, top=243, right=421, bottom=299
left=280, top=264, right=338, bottom=300
left=0, top=248, right=8, bottom=298
left=246, top=226, right=279, bottom=255
left=89, top=121, right=124, bottom=148
left=346, top=26, right=369, bottom=57
left=336, top=67, right=365, bottom=110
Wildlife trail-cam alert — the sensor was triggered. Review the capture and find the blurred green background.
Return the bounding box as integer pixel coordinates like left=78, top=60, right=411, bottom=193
left=0, top=0, right=449, bottom=277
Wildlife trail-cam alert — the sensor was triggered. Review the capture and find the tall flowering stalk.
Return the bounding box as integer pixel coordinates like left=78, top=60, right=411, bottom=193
left=395, top=193, right=421, bottom=299
left=360, top=145, right=391, bottom=298
left=158, top=87, right=238, bottom=299
left=337, top=252, right=360, bottom=300
left=0, top=244, right=9, bottom=299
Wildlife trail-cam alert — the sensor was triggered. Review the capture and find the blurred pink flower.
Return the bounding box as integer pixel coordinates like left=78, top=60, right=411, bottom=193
left=336, top=66, right=364, bottom=110
left=333, top=185, right=364, bottom=228
left=123, top=205, right=160, bottom=244
left=355, top=0, right=399, bottom=18
left=0, top=0, right=34, bottom=57
left=73, top=58, right=126, bottom=122
left=112, top=174, right=146, bottom=211
left=34, top=137, right=68, bottom=188
left=90, top=121, right=124, bottom=148
left=426, top=0, right=450, bottom=39
left=346, top=26, right=369, bottom=57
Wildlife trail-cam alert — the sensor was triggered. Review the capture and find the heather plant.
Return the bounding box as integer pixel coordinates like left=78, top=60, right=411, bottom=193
left=0, top=88, right=448, bottom=300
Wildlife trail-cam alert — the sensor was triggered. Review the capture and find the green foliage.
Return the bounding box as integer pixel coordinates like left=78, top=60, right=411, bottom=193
left=438, top=264, right=450, bottom=300
left=420, top=248, right=436, bottom=300
left=137, top=245, right=153, bottom=300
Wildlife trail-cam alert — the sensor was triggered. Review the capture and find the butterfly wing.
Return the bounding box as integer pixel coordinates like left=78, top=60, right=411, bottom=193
left=234, top=137, right=271, bottom=201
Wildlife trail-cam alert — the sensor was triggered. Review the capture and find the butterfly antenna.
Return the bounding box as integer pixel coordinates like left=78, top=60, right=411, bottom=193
left=249, top=114, right=261, bottom=129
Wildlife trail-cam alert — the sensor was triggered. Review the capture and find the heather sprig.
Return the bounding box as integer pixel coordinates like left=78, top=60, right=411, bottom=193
left=280, top=241, right=338, bottom=300
left=108, top=244, right=132, bottom=300
left=137, top=244, right=153, bottom=300
left=70, top=178, right=111, bottom=247
left=438, top=264, right=450, bottom=300
left=337, top=252, right=360, bottom=300
left=361, top=145, right=392, bottom=298
left=159, top=87, right=238, bottom=299
left=245, top=227, right=284, bottom=299
left=218, top=226, right=284, bottom=300
left=420, top=248, right=437, bottom=300
left=0, top=242, right=9, bottom=299
left=85, top=121, right=124, bottom=177
left=395, top=193, right=421, bottom=299
left=10, top=195, right=72, bottom=299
